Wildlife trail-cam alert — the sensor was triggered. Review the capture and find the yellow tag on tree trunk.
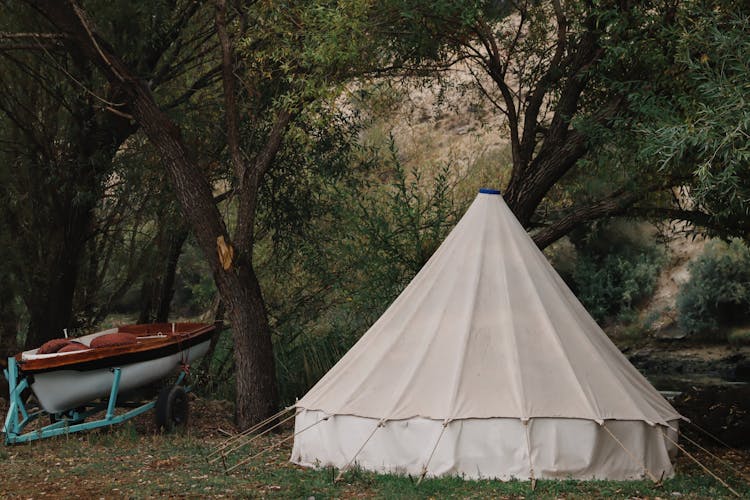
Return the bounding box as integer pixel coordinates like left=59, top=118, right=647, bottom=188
left=216, top=235, right=234, bottom=271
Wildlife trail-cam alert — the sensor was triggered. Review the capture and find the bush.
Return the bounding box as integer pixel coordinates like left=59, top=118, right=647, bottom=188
left=574, top=251, right=664, bottom=323
left=257, top=139, right=463, bottom=405
left=728, top=328, right=750, bottom=346
left=567, top=221, right=665, bottom=323
left=677, top=239, right=750, bottom=336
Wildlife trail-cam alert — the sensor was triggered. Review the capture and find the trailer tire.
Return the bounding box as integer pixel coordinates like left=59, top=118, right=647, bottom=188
left=155, top=385, right=189, bottom=432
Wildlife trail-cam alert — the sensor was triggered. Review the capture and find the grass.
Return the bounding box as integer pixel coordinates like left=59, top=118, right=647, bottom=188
left=1, top=399, right=748, bottom=499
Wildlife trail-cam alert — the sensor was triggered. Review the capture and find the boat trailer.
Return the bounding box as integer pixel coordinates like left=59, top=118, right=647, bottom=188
left=3, top=357, right=190, bottom=444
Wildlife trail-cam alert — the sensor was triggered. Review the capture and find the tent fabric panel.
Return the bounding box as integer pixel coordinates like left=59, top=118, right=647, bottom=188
left=297, top=193, right=682, bottom=423
left=291, top=411, right=677, bottom=481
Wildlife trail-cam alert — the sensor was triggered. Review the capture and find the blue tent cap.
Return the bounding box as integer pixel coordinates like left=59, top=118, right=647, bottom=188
left=479, top=188, right=501, bottom=195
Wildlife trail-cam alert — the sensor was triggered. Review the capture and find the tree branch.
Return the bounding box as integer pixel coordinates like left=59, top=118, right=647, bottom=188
left=235, top=109, right=293, bottom=250
left=532, top=190, right=640, bottom=249
left=216, top=0, right=244, bottom=184
left=518, top=0, right=567, bottom=169
left=0, top=32, right=68, bottom=39
left=164, top=64, right=222, bottom=109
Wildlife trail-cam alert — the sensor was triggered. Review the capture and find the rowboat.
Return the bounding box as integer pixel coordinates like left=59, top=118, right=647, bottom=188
left=15, top=322, right=216, bottom=414
left=4, top=322, right=217, bottom=444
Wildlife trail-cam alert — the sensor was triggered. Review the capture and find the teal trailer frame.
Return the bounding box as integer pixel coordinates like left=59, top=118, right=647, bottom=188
left=3, top=357, right=187, bottom=444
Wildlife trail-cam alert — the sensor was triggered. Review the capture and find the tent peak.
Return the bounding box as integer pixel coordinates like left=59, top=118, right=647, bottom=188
left=478, top=188, right=501, bottom=195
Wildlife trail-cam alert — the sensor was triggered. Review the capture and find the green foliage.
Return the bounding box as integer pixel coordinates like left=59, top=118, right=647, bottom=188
left=171, top=237, right=217, bottom=317
left=641, top=2, right=750, bottom=236
left=191, top=328, right=236, bottom=402
left=0, top=1, right=219, bottom=344
left=569, top=222, right=665, bottom=323
left=263, top=138, right=462, bottom=404
left=677, top=239, right=750, bottom=336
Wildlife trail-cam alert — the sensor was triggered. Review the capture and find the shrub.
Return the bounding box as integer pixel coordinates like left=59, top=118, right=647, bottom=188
left=677, top=239, right=750, bottom=336
left=567, top=221, right=665, bottom=323
left=573, top=250, right=664, bottom=323
left=258, top=140, right=462, bottom=405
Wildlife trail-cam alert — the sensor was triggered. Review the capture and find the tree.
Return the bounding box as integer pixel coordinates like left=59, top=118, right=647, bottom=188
left=0, top=1, right=221, bottom=349
left=372, top=0, right=694, bottom=247
left=0, top=21, right=131, bottom=348
left=18, top=0, right=268, bottom=425
left=23, top=0, right=380, bottom=426
left=639, top=2, right=750, bottom=241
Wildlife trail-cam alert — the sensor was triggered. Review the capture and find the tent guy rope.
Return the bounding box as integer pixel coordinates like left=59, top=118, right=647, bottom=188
left=210, top=411, right=296, bottom=464
left=417, top=419, right=450, bottom=485
left=665, top=422, right=750, bottom=484
left=208, top=405, right=294, bottom=460
left=334, top=418, right=386, bottom=482
left=224, top=415, right=329, bottom=474
left=660, top=429, right=741, bottom=498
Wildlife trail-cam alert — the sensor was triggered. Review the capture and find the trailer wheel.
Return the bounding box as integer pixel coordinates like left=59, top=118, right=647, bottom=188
left=155, top=384, right=189, bottom=432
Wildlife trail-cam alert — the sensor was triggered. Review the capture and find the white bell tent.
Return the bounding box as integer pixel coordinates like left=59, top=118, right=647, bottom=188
left=290, top=189, right=683, bottom=481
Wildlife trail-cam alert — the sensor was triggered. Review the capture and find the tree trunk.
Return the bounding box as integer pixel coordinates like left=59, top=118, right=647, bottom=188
left=219, top=265, right=278, bottom=426
left=505, top=132, right=589, bottom=227
left=24, top=259, right=79, bottom=348
left=155, top=227, right=189, bottom=323
left=126, top=84, right=279, bottom=427
left=136, top=225, right=188, bottom=324
left=23, top=204, right=92, bottom=348
left=0, top=285, right=19, bottom=359
left=137, top=277, right=157, bottom=324
left=0, top=284, right=18, bottom=400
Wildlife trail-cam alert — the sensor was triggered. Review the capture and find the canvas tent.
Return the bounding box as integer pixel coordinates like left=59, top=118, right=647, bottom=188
left=291, top=189, right=683, bottom=481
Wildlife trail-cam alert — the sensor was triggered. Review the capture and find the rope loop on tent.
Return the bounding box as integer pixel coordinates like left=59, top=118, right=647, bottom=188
left=660, top=428, right=741, bottom=498
left=416, top=418, right=451, bottom=485
left=601, top=422, right=660, bottom=483
left=334, top=418, right=386, bottom=482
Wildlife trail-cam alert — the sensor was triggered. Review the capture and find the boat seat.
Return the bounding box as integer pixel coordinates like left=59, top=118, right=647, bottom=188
left=37, top=338, right=72, bottom=354
left=89, top=332, right=137, bottom=348
left=57, top=342, right=89, bottom=353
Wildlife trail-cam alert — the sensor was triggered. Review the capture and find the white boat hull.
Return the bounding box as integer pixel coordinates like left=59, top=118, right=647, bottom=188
left=30, top=340, right=210, bottom=413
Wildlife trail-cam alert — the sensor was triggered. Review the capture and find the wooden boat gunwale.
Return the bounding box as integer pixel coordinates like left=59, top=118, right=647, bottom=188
left=17, top=322, right=216, bottom=374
